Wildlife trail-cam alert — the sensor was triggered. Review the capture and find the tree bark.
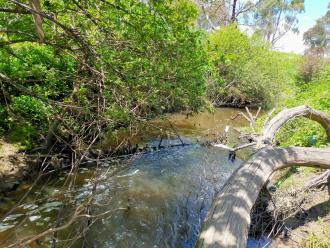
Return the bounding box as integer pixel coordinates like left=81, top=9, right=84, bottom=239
left=28, top=0, right=44, bottom=43
left=197, top=106, right=330, bottom=248
left=198, top=147, right=330, bottom=248
left=231, top=0, right=238, bottom=22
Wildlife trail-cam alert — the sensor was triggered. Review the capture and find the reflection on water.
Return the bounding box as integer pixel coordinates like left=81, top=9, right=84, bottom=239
left=103, top=107, right=258, bottom=147
left=0, top=108, right=259, bottom=247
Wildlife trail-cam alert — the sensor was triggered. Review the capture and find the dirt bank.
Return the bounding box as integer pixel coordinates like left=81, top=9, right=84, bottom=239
left=0, top=140, right=38, bottom=192
left=271, top=169, right=330, bottom=247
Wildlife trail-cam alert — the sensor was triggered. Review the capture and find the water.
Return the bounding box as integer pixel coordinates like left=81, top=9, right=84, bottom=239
left=0, top=108, right=259, bottom=248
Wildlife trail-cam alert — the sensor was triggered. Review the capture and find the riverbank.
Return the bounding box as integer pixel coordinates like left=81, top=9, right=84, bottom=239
left=271, top=168, right=330, bottom=247
left=0, top=108, right=250, bottom=192
left=0, top=140, right=40, bottom=192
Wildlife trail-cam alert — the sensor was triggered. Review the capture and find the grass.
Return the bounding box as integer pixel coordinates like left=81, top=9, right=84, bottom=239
left=274, top=166, right=318, bottom=189
left=305, top=230, right=330, bottom=248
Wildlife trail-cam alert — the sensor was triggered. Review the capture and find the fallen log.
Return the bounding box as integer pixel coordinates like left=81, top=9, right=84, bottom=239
left=198, top=147, right=330, bottom=248
left=305, top=169, right=330, bottom=188
left=197, top=105, right=330, bottom=248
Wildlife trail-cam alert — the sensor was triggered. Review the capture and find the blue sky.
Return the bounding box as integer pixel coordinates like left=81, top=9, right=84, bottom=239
left=277, top=0, right=329, bottom=53
left=299, top=0, right=328, bottom=29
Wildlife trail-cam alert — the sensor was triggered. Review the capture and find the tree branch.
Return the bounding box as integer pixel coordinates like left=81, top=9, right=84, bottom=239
left=9, top=0, right=95, bottom=58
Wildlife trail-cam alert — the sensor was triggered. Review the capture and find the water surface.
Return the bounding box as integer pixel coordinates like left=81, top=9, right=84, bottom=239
left=0, top=108, right=257, bottom=247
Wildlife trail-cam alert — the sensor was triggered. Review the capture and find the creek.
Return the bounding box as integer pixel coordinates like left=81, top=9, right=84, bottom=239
left=0, top=108, right=263, bottom=248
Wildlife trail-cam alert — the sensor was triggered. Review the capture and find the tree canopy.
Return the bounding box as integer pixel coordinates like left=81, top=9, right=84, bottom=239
left=304, top=3, right=330, bottom=56
left=0, top=0, right=207, bottom=150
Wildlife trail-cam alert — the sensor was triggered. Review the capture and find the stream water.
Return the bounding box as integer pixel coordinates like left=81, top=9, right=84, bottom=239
left=0, top=108, right=264, bottom=248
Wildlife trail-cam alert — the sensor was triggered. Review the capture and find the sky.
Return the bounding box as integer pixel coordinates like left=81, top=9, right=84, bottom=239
left=276, top=0, right=329, bottom=54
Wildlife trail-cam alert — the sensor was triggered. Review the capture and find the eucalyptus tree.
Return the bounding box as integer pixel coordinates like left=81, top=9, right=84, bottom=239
left=251, top=0, right=305, bottom=46
left=195, top=0, right=262, bottom=30
left=304, top=4, right=330, bottom=56
left=195, top=0, right=304, bottom=48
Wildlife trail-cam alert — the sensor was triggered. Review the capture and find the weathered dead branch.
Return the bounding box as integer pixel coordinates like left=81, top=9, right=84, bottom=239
left=262, top=105, right=330, bottom=145
left=231, top=106, right=261, bottom=132
left=305, top=169, right=330, bottom=188
left=198, top=105, right=330, bottom=248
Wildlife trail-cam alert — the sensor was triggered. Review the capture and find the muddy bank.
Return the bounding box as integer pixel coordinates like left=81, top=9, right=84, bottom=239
left=272, top=187, right=329, bottom=247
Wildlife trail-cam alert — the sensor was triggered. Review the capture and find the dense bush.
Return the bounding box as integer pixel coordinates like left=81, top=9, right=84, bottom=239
left=0, top=0, right=324, bottom=151
left=206, top=25, right=298, bottom=107
left=0, top=0, right=207, bottom=148
left=298, top=54, right=325, bottom=83
left=11, top=95, right=52, bottom=125
left=0, top=44, right=76, bottom=100
left=0, top=105, right=8, bottom=135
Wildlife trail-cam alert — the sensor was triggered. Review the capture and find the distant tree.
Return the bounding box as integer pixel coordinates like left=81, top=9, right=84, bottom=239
left=195, top=0, right=261, bottom=30
left=195, top=0, right=304, bottom=47
left=300, top=4, right=330, bottom=82
left=303, top=4, right=330, bottom=56
left=251, top=0, right=305, bottom=46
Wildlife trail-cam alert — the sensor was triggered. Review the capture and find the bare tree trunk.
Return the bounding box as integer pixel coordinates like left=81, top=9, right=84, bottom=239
left=197, top=106, right=330, bottom=248
left=231, top=0, right=238, bottom=22
left=28, top=0, right=44, bottom=43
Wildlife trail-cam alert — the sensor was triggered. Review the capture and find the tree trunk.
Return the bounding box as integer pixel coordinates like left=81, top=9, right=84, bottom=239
left=197, top=106, right=330, bottom=248
left=231, top=0, right=238, bottom=22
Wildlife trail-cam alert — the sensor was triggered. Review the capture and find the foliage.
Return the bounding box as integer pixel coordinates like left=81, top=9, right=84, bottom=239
left=298, top=52, right=327, bottom=83
left=206, top=25, right=297, bottom=106
left=0, top=0, right=207, bottom=150
left=0, top=0, right=322, bottom=153
left=11, top=95, right=52, bottom=125
left=0, top=105, right=8, bottom=135
left=267, top=66, right=330, bottom=148
left=7, top=123, right=39, bottom=150
left=305, top=232, right=330, bottom=248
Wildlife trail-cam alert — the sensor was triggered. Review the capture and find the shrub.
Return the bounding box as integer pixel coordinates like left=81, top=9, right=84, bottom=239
left=7, top=123, right=38, bottom=150
left=274, top=67, right=330, bottom=147
left=207, top=25, right=298, bottom=107
left=11, top=95, right=52, bottom=125
left=298, top=51, right=326, bottom=83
